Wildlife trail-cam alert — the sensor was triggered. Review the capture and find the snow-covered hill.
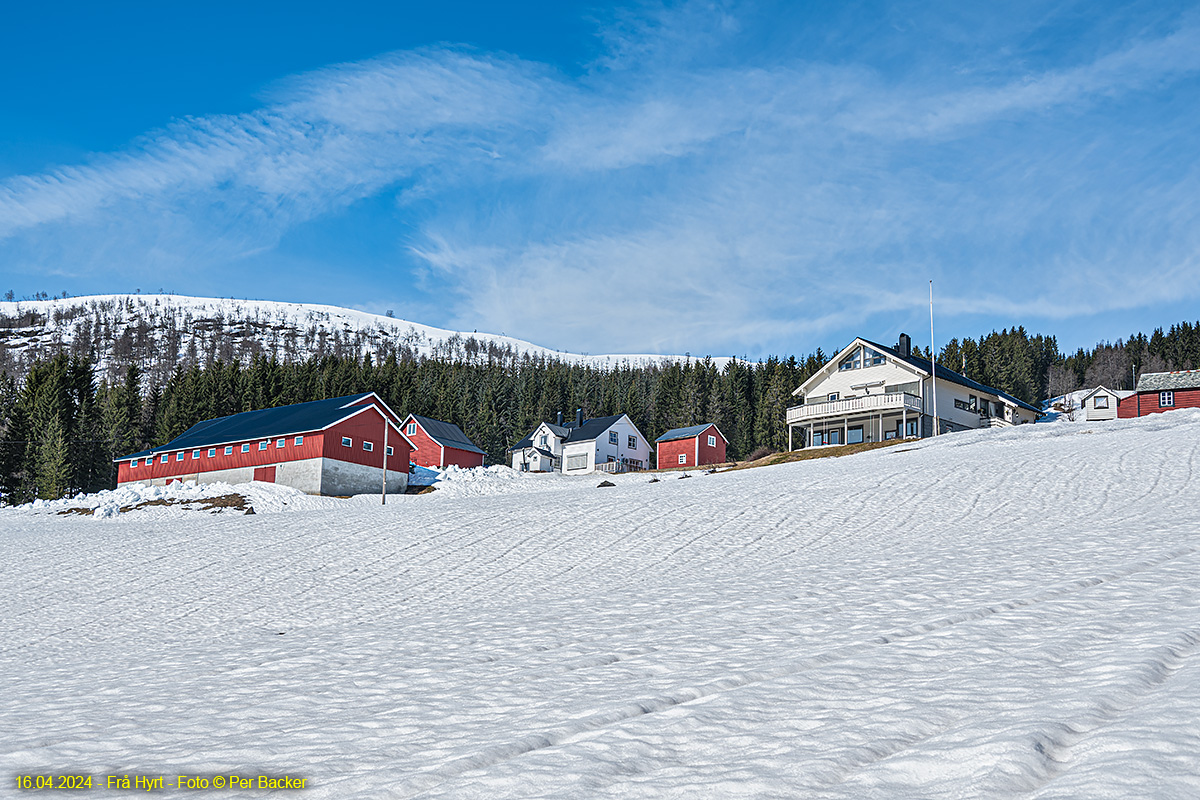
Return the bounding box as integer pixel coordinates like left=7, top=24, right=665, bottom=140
left=3, top=411, right=1199, bottom=798
left=0, top=294, right=733, bottom=381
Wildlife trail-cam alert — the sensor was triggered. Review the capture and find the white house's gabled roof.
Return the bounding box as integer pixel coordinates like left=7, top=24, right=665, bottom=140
left=1080, top=385, right=1133, bottom=402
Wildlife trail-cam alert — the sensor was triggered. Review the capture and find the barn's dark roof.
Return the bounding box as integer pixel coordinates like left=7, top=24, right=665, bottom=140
left=1135, top=369, right=1200, bottom=392
left=656, top=423, right=723, bottom=443
left=857, top=338, right=1042, bottom=414
left=408, top=414, right=486, bottom=455
left=117, top=393, right=380, bottom=461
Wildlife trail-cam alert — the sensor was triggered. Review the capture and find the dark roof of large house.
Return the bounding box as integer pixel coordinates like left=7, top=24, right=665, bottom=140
left=1135, top=369, right=1200, bottom=392
left=656, top=423, right=723, bottom=443
left=407, top=414, right=486, bottom=455
left=858, top=338, right=1042, bottom=414
left=118, top=393, right=384, bottom=461
left=509, top=414, right=630, bottom=452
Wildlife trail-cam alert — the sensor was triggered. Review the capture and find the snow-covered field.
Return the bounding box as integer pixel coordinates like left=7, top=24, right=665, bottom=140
left=3, top=411, right=1199, bottom=798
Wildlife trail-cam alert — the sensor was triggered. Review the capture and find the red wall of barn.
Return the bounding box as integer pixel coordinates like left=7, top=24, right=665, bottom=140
left=655, top=426, right=727, bottom=469
left=322, top=408, right=410, bottom=472
left=347, top=394, right=403, bottom=426
left=119, top=433, right=326, bottom=484
left=1118, top=389, right=1200, bottom=418
left=443, top=446, right=485, bottom=469
left=404, top=417, right=485, bottom=469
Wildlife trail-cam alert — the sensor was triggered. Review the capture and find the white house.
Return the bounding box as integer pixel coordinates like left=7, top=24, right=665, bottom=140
left=509, top=410, right=652, bottom=475
left=787, top=334, right=1041, bottom=449
left=1078, top=386, right=1131, bottom=422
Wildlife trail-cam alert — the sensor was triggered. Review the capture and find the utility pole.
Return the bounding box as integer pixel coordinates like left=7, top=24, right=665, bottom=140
left=930, top=280, right=939, bottom=436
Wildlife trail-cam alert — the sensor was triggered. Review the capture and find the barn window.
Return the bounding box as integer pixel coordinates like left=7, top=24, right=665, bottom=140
left=192, top=450, right=200, bottom=459
left=1160, top=391, right=1174, bottom=407
left=406, top=422, right=416, bottom=436
left=208, top=449, right=216, bottom=458
left=609, top=431, right=618, bottom=445
left=707, top=435, right=716, bottom=447
left=363, top=441, right=374, bottom=451
left=294, top=436, right=303, bottom=446
left=276, top=438, right=285, bottom=448
left=160, top=454, right=169, bottom=464
left=386, top=446, right=393, bottom=456
left=259, top=441, right=268, bottom=451
left=224, top=446, right=233, bottom=456
left=627, top=435, right=637, bottom=449
left=342, top=437, right=352, bottom=447
left=241, top=444, right=250, bottom=453
left=176, top=453, right=184, bottom=461
left=678, top=453, right=686, bottom=464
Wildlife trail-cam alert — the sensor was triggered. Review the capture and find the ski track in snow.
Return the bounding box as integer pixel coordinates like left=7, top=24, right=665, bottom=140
left=2, top=411, right=1200, bottom=798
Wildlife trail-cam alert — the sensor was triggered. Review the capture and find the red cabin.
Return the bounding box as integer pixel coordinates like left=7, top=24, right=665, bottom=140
left=655, top=424, right=728, bottom=469
left=1117, top=370, right=1200, bottom=418
left=401, top=414, right=487, bottom=469
left=116, top=393, right=414, bottom=496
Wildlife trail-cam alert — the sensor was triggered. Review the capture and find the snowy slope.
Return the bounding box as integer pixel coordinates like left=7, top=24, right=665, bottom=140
left=0, top=294, right=734, bottom=377
left=3, top=411, right=1200, bottom=798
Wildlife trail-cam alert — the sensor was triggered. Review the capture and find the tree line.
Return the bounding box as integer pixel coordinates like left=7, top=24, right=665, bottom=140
left=2, top=320, right=1196, bottom=502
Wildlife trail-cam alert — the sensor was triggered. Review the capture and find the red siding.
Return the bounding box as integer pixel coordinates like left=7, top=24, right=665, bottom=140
left=323, top=407, right=410, bottom=472
left=403, top=416, right=485, bottom=468
left=118, top=433, right=325, bottom=484
left=1118, top=388, right=1200, bottom=418
left=655, top=425, right=727, bottom=469
left=442, top=445, right=485, bottom=469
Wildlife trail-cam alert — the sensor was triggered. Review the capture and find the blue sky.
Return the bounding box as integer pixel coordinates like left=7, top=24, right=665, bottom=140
left=3, top=1, right=1199, bottom=359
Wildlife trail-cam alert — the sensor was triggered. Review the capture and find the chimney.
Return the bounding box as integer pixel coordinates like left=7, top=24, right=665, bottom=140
left=576, top=408, right=583, bottom=428
left=898, top=333, right=911, bottom=357
left=556, top=411, right=563, bottom=426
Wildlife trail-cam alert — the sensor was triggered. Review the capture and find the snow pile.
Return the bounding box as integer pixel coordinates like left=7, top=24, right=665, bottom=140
left=2, top=410, right=1200, bottom=798
left=14, top=480, right=342, bottom=519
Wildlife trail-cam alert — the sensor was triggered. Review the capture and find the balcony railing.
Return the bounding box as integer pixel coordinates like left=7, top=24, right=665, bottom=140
left=596, top=459, right=645, bottom=474
left=786, top=392, right=923, bottom=424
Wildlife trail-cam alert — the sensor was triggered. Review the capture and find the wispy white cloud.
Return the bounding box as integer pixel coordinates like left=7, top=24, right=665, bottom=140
left=3, top=1, right=1200, bottom=355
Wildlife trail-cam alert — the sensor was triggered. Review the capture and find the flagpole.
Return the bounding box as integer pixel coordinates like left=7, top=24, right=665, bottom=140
left=930, top=280, right=939, bottom=437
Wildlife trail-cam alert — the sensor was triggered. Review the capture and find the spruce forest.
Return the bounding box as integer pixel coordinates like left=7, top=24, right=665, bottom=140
left=2, top=320, right=1198, bottom=503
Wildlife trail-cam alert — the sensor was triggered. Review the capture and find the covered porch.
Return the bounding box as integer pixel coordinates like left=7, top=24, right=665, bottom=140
left=786, top=392, right=925, bottom=449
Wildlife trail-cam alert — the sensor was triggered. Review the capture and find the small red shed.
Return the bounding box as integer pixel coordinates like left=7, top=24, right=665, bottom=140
left=1117, top=370, right=1200, bottom=418
left=402, top=414, right=487, bottom=469
left=655, top=424, right=728, bottom=469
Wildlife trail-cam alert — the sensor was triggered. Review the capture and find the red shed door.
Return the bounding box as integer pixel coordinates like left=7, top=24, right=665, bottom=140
left=253, top=466, right=277, bottom=483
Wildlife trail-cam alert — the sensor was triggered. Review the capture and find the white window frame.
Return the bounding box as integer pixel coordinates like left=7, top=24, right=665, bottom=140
left=609, top=431, right=618, bottom=445
left=565, top=453, right=588, bottom=471
left=276, top=438, right=285, bottom=449
left=259, top=441, right=268, bottom=451
left=341, top=437, right=352, bottom=447
left=192, top=450, right=200, bottom=459
left=1160, top=391, right=1174, bottom=407
left=160, top=454, right=169, bottom=464
left=678, top=453, right=687, bottom=464
left=208, top=448, right=216, bottom=458
left=406, top=422, right=416, bottom=436
left=707, top=435, right=716, bottom=447
left=363, top=441, right=374, bottom=452
left=224, top=446, right=233, bottom=456
left=385, top=445, right=393, bottom=456
left=176, top=453, right=184, bottom=461
left=1094, top=395, right=1109, bottom=409
left=241, top=443, right=250, bottom=453
left=294, top=436, right=303, bottom=446
left=627, top=435, right=636, bottom=449
left=828, top=393, right=839, bottom=402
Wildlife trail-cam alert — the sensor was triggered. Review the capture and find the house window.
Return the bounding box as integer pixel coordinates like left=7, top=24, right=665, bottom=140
left=828, top=393, right=839, bottom=402
left=954, top=399, right=970, bottom=410
left=1094, top=396, right=1109, bottom=409
left=192, top=450, right=200, bottom=459
left=968, top=395, right=977, bottom=411
left=828, top=429, right=842, bottom=445
left=565, top=453, right=588, bottom=471
left=224, top=446, right=233, bottom=455
left=295, top=436, right=303, bottom=445
left=539, top=434, right=548, bottom=447
left=847, top=426, right=864, bottom=444
left=904, top=420, right=919, bottom=437
left=341, top=437, right=352, bottom=447
left=1160, top=391, right=1174, bottom=408
left=838, top=347, right=861, bottom=371
left=386, top=446, right=393, bottom=456
left=159, top=454, right=169, bottom=464
left=707, top=435, right=716, bottom=447
left=276, top=438, right=285, bottom=448
left=363, top=441, right=374, bottom=451
left=406, top=422, right=416, bottom=436
left=609, top=431, right=618, bottom=445
left=241, top=444, right=250, bottom=453
left=259, top=441, right=268, bottom=451
left=208, top=448, right=216, bottom=458
left=678, top=453, right=687, bottom=464
left=864, top=347, right=885, bottom=367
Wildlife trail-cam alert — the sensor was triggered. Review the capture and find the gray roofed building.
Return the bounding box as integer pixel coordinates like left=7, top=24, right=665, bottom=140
left=1135, top=369, right=1200, bottom=392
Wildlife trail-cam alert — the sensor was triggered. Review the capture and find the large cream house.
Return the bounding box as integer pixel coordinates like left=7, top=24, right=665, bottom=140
left=787, top=334, right=1041, bottom=449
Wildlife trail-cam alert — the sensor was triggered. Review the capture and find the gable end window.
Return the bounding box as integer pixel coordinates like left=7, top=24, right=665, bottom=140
left=363, top=441, right=374, bottom=451
left=627, top=435, right=637, bottom=449
left=1094, top=396, right=1109, bottom=409
left=341, top=437, right=352, bottom=447
left=864, top=347, right=885, bottom=367
left=707, top=435, right=717, bottom=447
left=539, top=434, right=548, bottom=447
left=406, top=422, right=416, bottom=436
left=1160, top=391, right=1174, bottom=407
left=609, top=431, right=618, bottom=445
left=838, top=347, right=862, bottom=371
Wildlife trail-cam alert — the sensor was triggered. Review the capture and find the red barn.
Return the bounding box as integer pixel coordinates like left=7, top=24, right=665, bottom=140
left=402, top=414, right=487, bottom=469
left=116, top=393, right=414, bottom=496
left=1118, top=370, right=1200, bottom=418
left=655, top=424, right=728, bottom=469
